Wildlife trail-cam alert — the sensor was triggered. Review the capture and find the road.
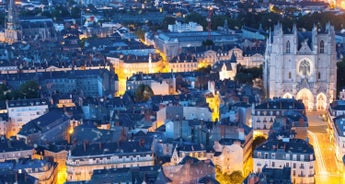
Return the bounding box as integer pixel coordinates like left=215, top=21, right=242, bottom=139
left=307, top=111, right=343, bottom=184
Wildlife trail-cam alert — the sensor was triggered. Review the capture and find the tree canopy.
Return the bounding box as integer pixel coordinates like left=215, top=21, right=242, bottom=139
left=0, top=81, right=40, bottom=100
left=134, top=84, right=154, bottom=102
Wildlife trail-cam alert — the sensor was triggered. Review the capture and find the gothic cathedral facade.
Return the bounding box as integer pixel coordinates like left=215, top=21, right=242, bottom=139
left=264, top=23, right=337, bottom=111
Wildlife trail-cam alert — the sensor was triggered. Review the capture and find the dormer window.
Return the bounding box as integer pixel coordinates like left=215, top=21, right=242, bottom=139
left=286, top=41, right=290, bottom=54
left=320, top=40, right=325, bottom=53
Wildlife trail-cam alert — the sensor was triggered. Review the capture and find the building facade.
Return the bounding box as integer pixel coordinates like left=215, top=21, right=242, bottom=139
left=66, top=141, right=154, bottom=181
left=264, top=23, right=337, bottom=111
left=253, top=139, right=315, bottom=184
left=6, top=99, right=49, bottom=136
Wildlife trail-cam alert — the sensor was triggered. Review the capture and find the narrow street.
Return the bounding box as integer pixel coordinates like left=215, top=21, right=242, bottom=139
left=307, top=112, right=343, bottom=184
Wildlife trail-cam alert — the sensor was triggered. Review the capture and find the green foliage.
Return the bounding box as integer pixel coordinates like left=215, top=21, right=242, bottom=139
left=161, top=16, right=176, bottom=31
left=0, top=84, right=10, bottom=100
left=196, top=65, right=211, bottom=74
left=202, top=39, right=214, bottom=47
left=134, top=84, right=154, bottom=102
left=51, top=5, right=70, bottom=21
left=19, top=80, right=40, bottom=99
left=185, top=12, right=207, bottom=28
left=229, top=171, right=244, bottom=184
left=252, top=135, right=267, bottom=150
left=216, top=168, right=244, bottom=184
left=0, top=81, right=40, bottom=100
left=135, top=29, right=146, bottom=41
left=235, top=65, right=263, bottom=84
left=70, top=6, right=81, bottom=19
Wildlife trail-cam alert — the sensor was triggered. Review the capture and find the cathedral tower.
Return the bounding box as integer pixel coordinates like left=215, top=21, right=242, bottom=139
left=5, top=0, right=20, bottom=44
left=264, top=23, right=337, bottom=111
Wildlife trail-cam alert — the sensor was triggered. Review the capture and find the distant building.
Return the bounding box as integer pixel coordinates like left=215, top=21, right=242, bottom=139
left=87, top=166, right=162, bottom=183
left=332, top=115, right=345, bottom=161
left=264, top=23, right=337, bottom=111
left=253, top=139, right=315, bottom=184
left=156, top=105, right=212, bottom=128
left=243, top=166, right=292, bottom=184
left=160, top=156, right=216, bottom=183
left=154, top=31, right=240, bottom=60
left=329, top=100, right=345, bottom=117
left=66, top=141, right=154, bottom=181
left=0, top=137, right=33, bottom=162
left=6, top=98, right=49, bottom=137
left=126, top=72, right=176, bottom=95
left=107, top=53, right=162, bottom=79
left=17, top=110, right=73, bottom=145
left=168, top=21, right=203, bottom=32
left=4, top=158, right=58, bottom=184
left=252, top=98, right=305, bottom=137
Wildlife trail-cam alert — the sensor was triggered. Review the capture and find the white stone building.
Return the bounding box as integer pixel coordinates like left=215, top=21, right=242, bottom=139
left=332, top=115, right=345, bottom=161
left=264, top=23, right=337, bottom=111
left=252, top=98, right=305, bottom=137
left=168, top=21, right=203, bottom=32
left=6, top=99, right=48, bottom=136
left=66, top=141, right=154, bottom=181
left=253, top=138, right=315, bottom=184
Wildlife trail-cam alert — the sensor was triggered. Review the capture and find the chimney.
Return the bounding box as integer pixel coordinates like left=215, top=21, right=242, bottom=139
left=83, top=141, right=87, bottom=152
left=221, top=125, right=225, bottom=138
left=298, top=118, right=304, bottom=127
left=98, top=142, right=102, bottom=150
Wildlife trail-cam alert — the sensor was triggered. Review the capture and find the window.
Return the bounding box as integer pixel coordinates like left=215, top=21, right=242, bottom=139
left=288, top=72, right=291, bottom=79
left=272, top=162, right=275, bottom=167
left=286, top=41, right=290, bottom=54
left=320, top=40, right=325, bottom=53
left=318, top=72, right=321, bottom=80
left=293, top=163, right=296, bottom=168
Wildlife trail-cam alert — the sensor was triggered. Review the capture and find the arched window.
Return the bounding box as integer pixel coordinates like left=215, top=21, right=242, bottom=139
left=286, top=41, right=290, bottom=54
left=318, top=72, right=321, bottom=79
left=320, top=40, right=325, bottom=53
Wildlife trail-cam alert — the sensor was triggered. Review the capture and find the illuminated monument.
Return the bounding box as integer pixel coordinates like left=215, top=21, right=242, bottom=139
left=264, top=23, right=337, bottom=111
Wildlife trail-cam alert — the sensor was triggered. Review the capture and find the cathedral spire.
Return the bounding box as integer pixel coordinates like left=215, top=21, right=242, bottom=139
left=4, top=0, right=20, bottom=44
left=7, top=0, right=15, bottom=30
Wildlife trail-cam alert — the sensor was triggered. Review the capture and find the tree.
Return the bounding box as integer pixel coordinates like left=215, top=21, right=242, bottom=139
left=229, top=170, right=244, bottom=184
left=202, top=39, right=214, bottom=47
left=19, top=80, right=40, bottom=99
left=337, top=59, right=345, bottom=95
left=70, top=6, right=81, bottom=19
left=134, top=84, right=154, bottom=102
left=0, top=84, right=10, bottom=100
left=252, top=135, right=267, bottom=150
left=135, top=29, right=146, bottom=41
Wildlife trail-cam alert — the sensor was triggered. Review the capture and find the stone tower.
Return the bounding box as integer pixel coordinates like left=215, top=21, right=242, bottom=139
left=5, top=0, right=20, bottom=44
left=264, top=23, right=337, bottom=111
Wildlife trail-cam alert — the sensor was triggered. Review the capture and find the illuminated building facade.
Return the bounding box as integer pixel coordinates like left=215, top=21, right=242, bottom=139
left=6, top=99, right=49, bottom=137
left=252, top=98, right=305, bottom=137
left=107, top=53, right=162, bottom=79
left=264, top=23, right=337, bottom=111
left=66, top=141, right=154, bottom=181
left=0, top=137, right=33, bottom=162
left=253, top=139, right=315, bottom=184
left=332, top=115, right=345, bottom=161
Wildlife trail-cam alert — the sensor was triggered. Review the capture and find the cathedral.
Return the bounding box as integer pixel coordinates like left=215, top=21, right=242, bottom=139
left=264, top=23, right=337, bottom=111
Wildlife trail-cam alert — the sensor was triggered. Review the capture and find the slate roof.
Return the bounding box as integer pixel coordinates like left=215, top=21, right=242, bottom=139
left=255, top=139, right=314, bottom=156
left=255, top=98, right=305, bottom=110
left=70, top=140, right=152, bottom=157
left=0, top=137, right=33, bottom=153
left=333, top=115, right=345, bottom=138
left=18, top=110, right=68, bottom=136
